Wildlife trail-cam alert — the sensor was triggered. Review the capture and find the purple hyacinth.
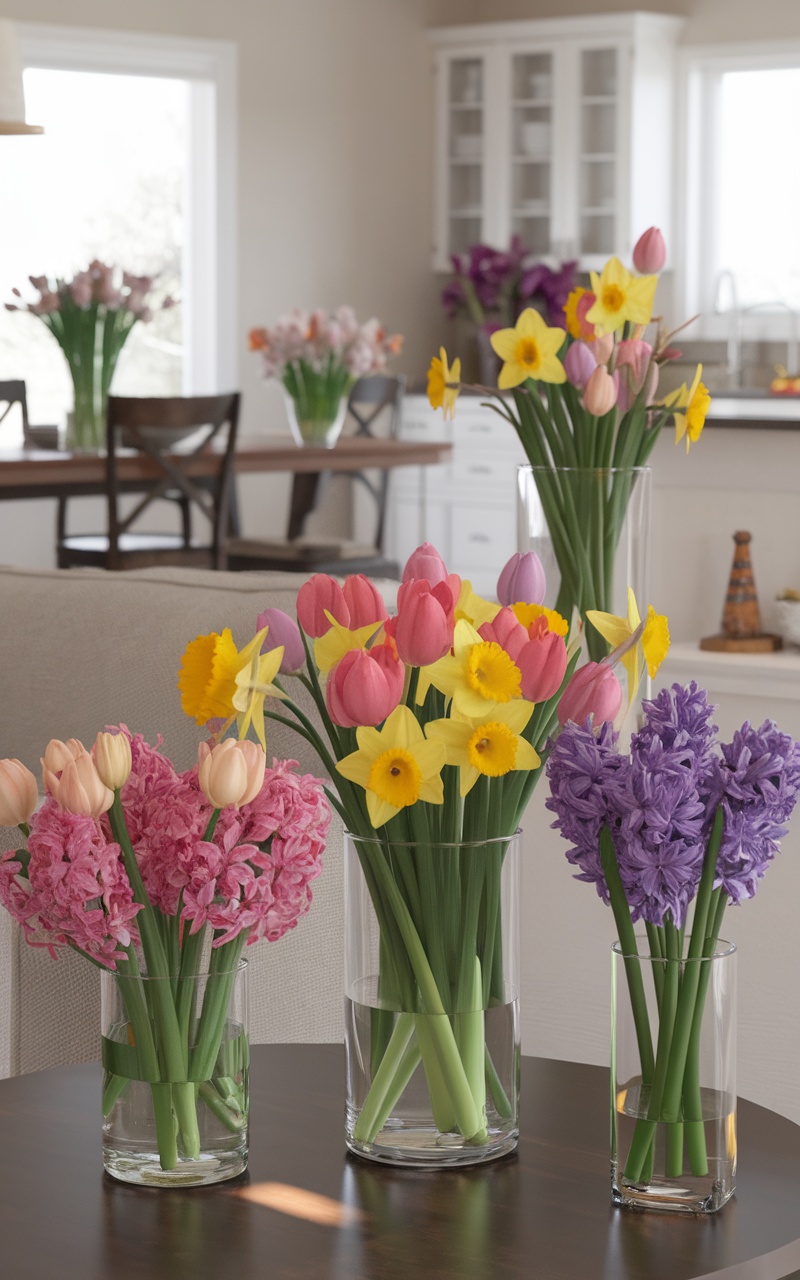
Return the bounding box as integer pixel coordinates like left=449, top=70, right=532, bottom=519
left=545, top=719, right=626, bottom=905
left=704, top=720, right=800, bottom=904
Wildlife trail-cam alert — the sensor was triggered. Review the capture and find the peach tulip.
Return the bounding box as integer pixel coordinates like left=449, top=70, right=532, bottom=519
left=0, top=759, right=38, bottom=826
left=197, top=739, right=265, bottom=809
left=557, top=662, right=622, bottom=728
left=93, top=731, right=132, bottom=791
left=296, top=574, right=349, bottom=638
left=40, top=737, right=84, bottom=775
left=326, top=642, right=405, bottom=728
left=583, top=365, right=619, bottom=416
left=43, top=747, right=114, bottom=818
left=385, top=578, right=455, bottom=666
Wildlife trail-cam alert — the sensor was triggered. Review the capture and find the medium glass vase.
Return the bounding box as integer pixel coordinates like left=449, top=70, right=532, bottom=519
left=284, top=391, right=347, bottom=449
left=517, top=464, right=652, bottom=664
left=344, top=830, right=521, bottom=1167
left=101, top=959, right=249, bottom=1187
left=611, top=937, right=737, bottom=1214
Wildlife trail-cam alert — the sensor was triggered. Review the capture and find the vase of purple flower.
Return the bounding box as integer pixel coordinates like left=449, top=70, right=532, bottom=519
left=547, top=681, right=800, bottom=1213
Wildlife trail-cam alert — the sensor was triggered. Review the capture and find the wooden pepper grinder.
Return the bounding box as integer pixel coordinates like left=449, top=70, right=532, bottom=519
left=700, top=531, right=782, bottom=652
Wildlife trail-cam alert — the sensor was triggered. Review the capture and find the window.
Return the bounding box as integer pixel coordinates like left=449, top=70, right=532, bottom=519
left=0, top=24, right=236, bottom=436
left=678, top=44, right=800, bottom=349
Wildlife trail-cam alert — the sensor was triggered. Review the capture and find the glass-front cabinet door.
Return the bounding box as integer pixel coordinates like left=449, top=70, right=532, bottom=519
left=445, top=56, right=485, bottom=257
left=578, top=46, right=619, bottom=260
left=509, top=50, right=554, bottom=256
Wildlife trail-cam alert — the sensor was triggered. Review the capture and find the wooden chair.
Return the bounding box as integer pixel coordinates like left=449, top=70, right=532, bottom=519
left=56, top=392, right=241, bottom=571
left=0, top=380, right=29, bottom=438
left=225, top=374, right=405, bottom=579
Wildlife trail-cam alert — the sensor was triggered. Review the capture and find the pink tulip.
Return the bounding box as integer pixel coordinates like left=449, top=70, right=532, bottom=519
left=385, top=578, right=455, bottom=666
left=0, top=759, right=38, bottom=826
left=296, top=574, right=349, bottom=637
left=326, top=642, right=405, bottom=728
left=583, top=366, right=619, bottom=416
left=516, top=617, right=568, bottom=702
left=563, top=340, right=597, bottom=390
left=342, top=574, right=388, bottom=629
left=615, top=339, right=655, bottom=414
left=257, top=607, right=305, bottom=673
left=496, top=551, right=546, bottom=606
left=478, top=607, right=529, bottom=662
left=574, top=291, right=597, bottom=341
left=402, top=542, right=449, bottom=586
left=557, top=662, right=622, bottom=727
left=42, top=747, right=114, bottom=818
left=632, top=226, right=666, bottom=275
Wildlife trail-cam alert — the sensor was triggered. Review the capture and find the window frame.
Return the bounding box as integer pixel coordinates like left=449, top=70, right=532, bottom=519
left=676, top=40, right=800, bottom=345
left=16, top=22, right=238, bottom=393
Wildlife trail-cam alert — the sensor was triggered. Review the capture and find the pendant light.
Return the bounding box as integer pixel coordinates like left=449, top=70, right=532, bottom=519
left=0, top=18, right=42, bottom=134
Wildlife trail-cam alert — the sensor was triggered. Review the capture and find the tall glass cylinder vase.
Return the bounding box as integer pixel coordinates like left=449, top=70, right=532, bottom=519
left=611, top=938, right=737, bottom=1214
left=101, top=959, right=249, bottom=1187
left=517, top=465, right=652, bottom=665
left=344, top=830, right=521, bottom=1167
left=284, top=391, right=347, bottom=448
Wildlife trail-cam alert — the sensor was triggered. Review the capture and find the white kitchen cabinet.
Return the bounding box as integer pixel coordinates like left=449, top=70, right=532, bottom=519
left=429, top=11, right=684, bottom=272
left=386, top=394, right=526, bottom=597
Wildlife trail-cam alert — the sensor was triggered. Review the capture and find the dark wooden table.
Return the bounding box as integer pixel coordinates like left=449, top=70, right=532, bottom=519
left=1, top=1045, right=799, bottom=1280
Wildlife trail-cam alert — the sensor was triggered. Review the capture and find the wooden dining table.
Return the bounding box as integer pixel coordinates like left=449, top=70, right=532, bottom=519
left=2, top=1044, right=800, bottom=1280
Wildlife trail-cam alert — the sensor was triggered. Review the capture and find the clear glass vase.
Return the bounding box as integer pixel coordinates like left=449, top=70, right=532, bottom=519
left=344, top=830, right=521, bottom=1167
left=517, top=464, right=652, bottom=665
left=101, top=959, right=249, bottom=1187
left=611, top=937, right=737, bottom=1214
left=284, top=391, right=347, bottom=449
left=65, top=386, right=107, bottom=453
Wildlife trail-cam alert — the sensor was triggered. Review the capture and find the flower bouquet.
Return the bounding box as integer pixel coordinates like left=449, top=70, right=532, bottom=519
left=248, top=305, right=403, bottom=448
left=441, top=236, right=576, bottom=383
left=0, top=624, right=329, bottom=1187
left=430, top=227, right=711, bottom=662
left=547, top=682, right=800, bottom=1212
left=6, top=261, right=173, bottom=451
left=220, top=545, right=666, bottom=1165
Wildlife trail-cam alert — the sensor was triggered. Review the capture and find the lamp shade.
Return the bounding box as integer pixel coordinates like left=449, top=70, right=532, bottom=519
left=0, top=19, right=42, bottom=134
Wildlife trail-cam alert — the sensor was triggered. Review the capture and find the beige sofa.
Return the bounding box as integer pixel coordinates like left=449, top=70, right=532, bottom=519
left=0, top=563, right=376, bottom=1076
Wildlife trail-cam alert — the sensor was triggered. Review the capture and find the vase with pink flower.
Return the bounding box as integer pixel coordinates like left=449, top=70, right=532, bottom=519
left=6, top=261, right=172, bottom=451
left=249, top=305, right=403, bottom=448
left=0, top=621, right=330, bottom=1187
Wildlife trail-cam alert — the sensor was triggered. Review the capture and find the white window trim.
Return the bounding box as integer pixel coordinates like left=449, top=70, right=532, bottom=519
left=675, top=40, right=800, bottom=345
left=16, top=22, right=238, bottom=394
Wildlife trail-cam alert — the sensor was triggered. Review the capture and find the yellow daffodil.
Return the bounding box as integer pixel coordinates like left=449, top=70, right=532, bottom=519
left=563, top=286, right=595, bottom=341
left=490, top=308, right=567, bottom=389
left=336, top=704, right=445, bottom=828
left=427, top=347, right=461, bottom=419
left=426, top=702, right=540, bottom=796
left=510, top=601, right=569, bottom=638
left=586, top=588, right=670, bottom=707
left=314, top=612, right=384, bottom=673
left=662, top=364, right=711, bottom=453
left=455, top=580, right=501, bottom=629
left=232, top=642, right=286, bottom=749
left=179, top=627, right=275, bottom=727
left=586, top=257, right=657, bottom=335
left=422, top=619, right=522, bottom=717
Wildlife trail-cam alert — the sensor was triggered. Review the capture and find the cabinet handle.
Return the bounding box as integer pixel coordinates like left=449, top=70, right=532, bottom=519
left=468, top=533, right=491, bottom=543
left=466, top=465, right=493, bottom=474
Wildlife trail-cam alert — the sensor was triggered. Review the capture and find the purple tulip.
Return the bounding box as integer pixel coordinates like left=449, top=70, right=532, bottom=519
left=496, top=551, right=546, bottom=606
left=257, top=607, right=305, bottom=673
left=564, top=340, right=597, bottom=390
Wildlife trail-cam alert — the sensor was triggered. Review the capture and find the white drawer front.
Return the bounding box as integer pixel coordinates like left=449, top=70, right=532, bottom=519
left=450, top=504, right=517, bottom=571
left=452, top=452, right=520, bottom=491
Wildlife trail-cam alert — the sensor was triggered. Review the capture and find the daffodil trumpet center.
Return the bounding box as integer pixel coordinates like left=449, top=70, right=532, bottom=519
left=602, top=283, right=624, bottom=313
left=367, top=747, right=422, bottom=808
left=466, top=722, right=519, bottom=777
left=465, top=642, right=521, bottom=703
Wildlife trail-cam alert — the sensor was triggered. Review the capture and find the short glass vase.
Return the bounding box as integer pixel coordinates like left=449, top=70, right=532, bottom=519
left=344, top=829, right=521, bottom=1168
left=100, top=959, right=249, bottom=1187
left=611, top=937, right=737, bottom=1214
left=284, top=391, right=347, bottom=449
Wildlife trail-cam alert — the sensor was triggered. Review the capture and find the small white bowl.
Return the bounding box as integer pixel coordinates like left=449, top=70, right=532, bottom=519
left=774, top=599, right=800, bottom=649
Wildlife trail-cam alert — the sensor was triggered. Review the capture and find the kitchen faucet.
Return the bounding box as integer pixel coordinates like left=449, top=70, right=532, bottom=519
left=714, top=270, right=799, bottom=386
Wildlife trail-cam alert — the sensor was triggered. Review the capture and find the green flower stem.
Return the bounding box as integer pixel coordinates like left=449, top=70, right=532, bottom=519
left=198, top=1080, right=248, bottom=1133
left=645, top=922, right=665, bottom=1012
left=353, top=1012, right=418, bottom=1142
left=189, top=934, right=246, bottom=1082
left=600, top=827, right=654, bottom=1083
left=149, top=1083, right=179, bottom=1170
left=679, top=888, right=728, bottom=1177
left=624, top=918, right=681, bottom=1181
left=416, top=1014, right=458, bottom=1134
left=102, top=1071, right=129, bottom=1116
left=454, top=957, right=487, bottom=1123
left=484, top=1044, right=513, bottom=1120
